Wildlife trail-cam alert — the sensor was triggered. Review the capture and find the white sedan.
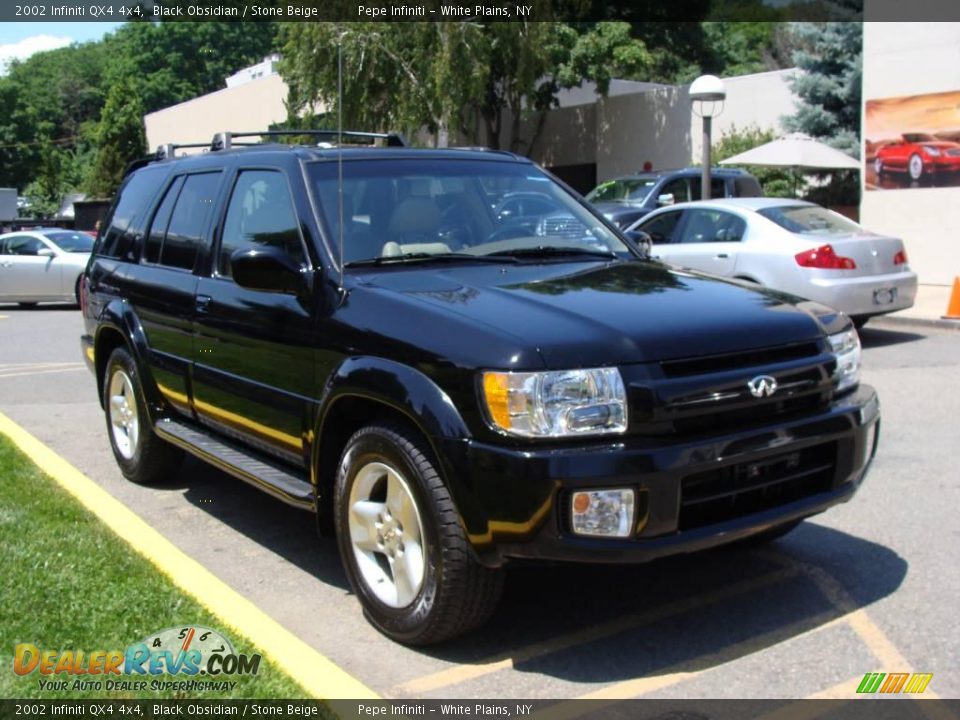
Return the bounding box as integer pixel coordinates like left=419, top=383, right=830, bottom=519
left=0, top=228, right=93, bottom=307
left=627, top=198, right=918, bottom=327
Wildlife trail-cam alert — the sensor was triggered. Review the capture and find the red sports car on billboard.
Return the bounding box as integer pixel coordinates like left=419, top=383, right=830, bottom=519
left=874, top=133, right=960, bottom=180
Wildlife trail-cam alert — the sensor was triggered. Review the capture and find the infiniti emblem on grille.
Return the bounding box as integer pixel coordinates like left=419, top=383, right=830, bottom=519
left=747, top=375, right=778, bottom=398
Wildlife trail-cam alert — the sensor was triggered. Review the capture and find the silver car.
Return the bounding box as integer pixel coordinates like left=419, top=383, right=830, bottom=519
left=0, top=228, right=93, bottom=307
left=627, top=198, right=918, bottom=327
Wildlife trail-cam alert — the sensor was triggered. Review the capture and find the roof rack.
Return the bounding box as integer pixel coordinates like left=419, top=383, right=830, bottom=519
left=155, top=142, right=212, bottom=160
left=210, top=130, right=408, bottom=152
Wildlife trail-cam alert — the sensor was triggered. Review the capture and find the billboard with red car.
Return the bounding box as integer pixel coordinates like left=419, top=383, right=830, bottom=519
left=865, top=90, right=960, bottom=190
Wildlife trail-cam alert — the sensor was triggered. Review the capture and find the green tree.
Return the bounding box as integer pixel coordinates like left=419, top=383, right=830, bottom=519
left=782, top=22, right=862, bottom=158
left=102, top=21, right=279, bottom=114
left=86, top=80, right=147, bottom=198
left=279, top=21, right=650, bottom=154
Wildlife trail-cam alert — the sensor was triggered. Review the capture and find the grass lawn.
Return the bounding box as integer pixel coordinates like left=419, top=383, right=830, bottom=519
left=0, top=435, right=309, bottom=700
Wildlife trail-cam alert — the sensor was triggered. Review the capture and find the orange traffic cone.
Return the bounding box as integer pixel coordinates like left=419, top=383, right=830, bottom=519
left=944, top=277, right=960, bottom=320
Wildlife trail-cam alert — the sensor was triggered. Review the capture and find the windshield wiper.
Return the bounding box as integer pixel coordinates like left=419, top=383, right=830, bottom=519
left=344, top=252, right=517, bottom=268
left=482, top=246, right=620, bottom=261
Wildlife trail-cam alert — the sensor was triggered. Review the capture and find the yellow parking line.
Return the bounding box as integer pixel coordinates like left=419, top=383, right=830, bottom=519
left=395, top=566, right=800, bottom=695
left=0, top=366, right=87, bottom=379
left=0, top=411, right=379, bottom=700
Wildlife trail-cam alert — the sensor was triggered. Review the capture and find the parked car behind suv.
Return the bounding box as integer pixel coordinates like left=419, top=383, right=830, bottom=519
left=81, top=133, right=879, bottom=645
left=586, top=167, right=763, bottom=229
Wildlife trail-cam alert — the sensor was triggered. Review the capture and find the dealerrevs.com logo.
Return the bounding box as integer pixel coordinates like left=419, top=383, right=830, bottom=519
left=13, top=626, right=261, bottom=692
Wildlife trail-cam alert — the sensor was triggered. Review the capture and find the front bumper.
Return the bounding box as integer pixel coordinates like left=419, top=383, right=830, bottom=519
left=438, top=385, right=879, bottom=567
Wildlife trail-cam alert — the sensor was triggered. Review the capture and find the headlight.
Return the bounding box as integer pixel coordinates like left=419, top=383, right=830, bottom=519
left=922, top=145, right=942, bottom=156
left=481, top=367, right=627, bottom=437
left=828, top=328, right=861, bottom=393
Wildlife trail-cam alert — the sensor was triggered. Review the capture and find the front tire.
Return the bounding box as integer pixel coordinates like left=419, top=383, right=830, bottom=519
left=335, top=422, right=504, bottom=645
left=103, top=347, right=182, bottom=485
left=908, top=153, right=924, bottom=181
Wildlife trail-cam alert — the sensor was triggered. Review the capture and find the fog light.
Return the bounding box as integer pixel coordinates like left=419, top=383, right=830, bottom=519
left=570, top=489, right=635, bottom=538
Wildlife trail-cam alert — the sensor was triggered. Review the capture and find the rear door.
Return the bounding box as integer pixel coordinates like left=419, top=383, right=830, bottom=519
left=127, top=171, right=225, bottom=416
left=192, top=164, right=317, bottom=466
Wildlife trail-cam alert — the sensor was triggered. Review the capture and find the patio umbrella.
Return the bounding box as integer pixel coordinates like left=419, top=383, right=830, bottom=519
left=718, top=133, right=860, bottom=170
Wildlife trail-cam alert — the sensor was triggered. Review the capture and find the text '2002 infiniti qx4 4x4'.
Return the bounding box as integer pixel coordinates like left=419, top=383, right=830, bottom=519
left=81, top=131, right=879, bottom=645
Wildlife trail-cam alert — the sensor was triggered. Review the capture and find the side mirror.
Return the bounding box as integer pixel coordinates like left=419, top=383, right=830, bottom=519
left=230, top=246, right=307, bottom=295
left=37, top=247, right=55, bottom=258
left=624, top=230, right=652, bottom=259
left=657, top=193, right=675, bottom=207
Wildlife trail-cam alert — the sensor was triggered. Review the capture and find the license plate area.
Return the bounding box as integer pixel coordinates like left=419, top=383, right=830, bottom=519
left=873, top=287, right=897, bottom=306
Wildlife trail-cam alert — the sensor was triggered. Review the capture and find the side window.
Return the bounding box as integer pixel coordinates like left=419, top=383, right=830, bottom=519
left=218, top=170, right=306, bottom=278
left=659, top=178, right=690, bottom=204
left=157, top=172, right=222, bottom=271
left=678, top=209, right=746, bottom=244
left=144, top=177, right=184, bottom=265
left=638, top=211, right=682, bottom=244
left=99, top=166, right=167, bottom=261
left=2, top=235, right=43, bottom=255
left=714, top=211, right=747, bottom=242
left=689, top=178, right=727, bottom=200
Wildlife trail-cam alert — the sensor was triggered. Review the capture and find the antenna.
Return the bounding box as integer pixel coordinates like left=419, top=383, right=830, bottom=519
left=337, top=34, right=345, bottom=292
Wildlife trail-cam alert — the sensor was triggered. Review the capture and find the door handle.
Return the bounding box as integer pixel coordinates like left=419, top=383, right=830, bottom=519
left=715, top=253, right=729, bottom=259
left=196, top=294, right=212, bottom=313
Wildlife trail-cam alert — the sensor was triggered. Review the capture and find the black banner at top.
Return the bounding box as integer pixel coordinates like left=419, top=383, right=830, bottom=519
left=4, top=0, right=960, bottom=23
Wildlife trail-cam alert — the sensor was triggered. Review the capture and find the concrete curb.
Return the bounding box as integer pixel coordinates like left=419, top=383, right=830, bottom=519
left=868, top=314, right=960, bottom=332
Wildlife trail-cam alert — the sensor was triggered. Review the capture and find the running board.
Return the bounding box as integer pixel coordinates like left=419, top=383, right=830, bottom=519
left=155, top=418, right=314, bottom=510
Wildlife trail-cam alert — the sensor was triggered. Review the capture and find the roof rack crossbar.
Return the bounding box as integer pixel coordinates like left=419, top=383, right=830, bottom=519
left=155, top=142, right=211, bottom=160
left=210, top=130, right=407, bottom=152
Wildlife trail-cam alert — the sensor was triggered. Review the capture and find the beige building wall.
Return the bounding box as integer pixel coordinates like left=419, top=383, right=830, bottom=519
left=861, top=21, right=960, bottom=286
left=595, top=86, right=689, bottom=181
left=144, top=74, right=290, bottom=152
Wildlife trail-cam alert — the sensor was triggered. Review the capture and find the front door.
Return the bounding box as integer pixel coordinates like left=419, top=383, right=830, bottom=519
left=192, top=166, right=317, bottom=466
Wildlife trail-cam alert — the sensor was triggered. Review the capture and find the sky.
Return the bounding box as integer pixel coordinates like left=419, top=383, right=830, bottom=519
left=0, top=22, right=123, bottom=74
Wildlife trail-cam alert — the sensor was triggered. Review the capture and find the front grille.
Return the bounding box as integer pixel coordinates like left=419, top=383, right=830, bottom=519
left=678, top=442, right=836, bottom=531
left=671, top=392, right=827, bottom=436
left=660, top=342, right=821, bottom=378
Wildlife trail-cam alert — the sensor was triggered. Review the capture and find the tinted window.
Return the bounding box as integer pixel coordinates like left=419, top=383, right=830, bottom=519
left=218, top=170, right=306, bottom=278
left=144, top=177, right=184, bottom=265
left=689, top=178, right=727, bottom=200
left=678, top=209, right=747, bottom=244
left=638, top=211, right=682, bottom=244
left=159, top=173, right=221, bottom=271
left=98, top=166, right=167, bottom=260
left=1, top=235, right=44, bottom=255
left=659, top=178, right=690, bottom=204
left=45, top=231, right=94, bottom=253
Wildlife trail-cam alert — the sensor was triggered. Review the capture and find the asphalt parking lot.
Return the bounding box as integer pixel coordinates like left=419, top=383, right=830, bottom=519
left=1, top=304, right=957, bottom=701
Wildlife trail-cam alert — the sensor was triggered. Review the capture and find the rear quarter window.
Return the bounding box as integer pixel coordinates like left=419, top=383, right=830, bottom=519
left=97, top=166, right=169, bottom=261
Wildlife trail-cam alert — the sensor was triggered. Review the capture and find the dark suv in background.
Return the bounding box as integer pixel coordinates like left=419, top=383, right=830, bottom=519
left=81, top=132, right=878, bottom=645
left=586, top=167, right=763, bottom=229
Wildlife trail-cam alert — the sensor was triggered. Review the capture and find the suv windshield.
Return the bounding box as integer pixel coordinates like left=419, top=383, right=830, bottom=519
left=308, top=158, right=631, bottom=266
left=758, top=205, right=864, bottom=235
left=586, top=178, right=657, bottom=204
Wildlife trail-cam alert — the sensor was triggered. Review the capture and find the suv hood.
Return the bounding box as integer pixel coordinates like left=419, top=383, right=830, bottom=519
left=353, top=261, right=835, bottom=368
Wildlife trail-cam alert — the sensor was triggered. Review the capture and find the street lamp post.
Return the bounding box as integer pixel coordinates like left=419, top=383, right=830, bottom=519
left=690, top=75, right=727, bottom=200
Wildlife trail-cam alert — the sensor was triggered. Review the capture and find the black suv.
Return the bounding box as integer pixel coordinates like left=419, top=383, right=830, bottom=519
left=81, top=133, right=878, bottom=645
left=586, top=167, right=763, bottom=229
